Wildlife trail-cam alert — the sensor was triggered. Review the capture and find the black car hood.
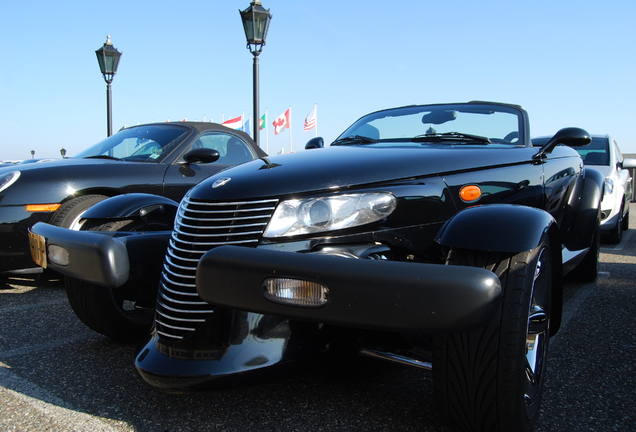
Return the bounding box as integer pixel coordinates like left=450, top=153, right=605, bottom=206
left=190, top=145, right=539, bottom=200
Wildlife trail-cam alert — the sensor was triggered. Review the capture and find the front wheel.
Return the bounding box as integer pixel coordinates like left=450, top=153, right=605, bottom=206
left=433, top=239, right=552, bottom=432
left=65, top=218, right=170, bottom=341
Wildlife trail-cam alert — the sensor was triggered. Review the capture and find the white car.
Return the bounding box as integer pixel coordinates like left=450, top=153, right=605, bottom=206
left=534, top=134, right=635, bottom=243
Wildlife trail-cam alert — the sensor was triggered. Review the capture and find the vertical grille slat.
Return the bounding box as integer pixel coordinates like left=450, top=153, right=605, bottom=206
left=155, top=196, right=278, bottom=341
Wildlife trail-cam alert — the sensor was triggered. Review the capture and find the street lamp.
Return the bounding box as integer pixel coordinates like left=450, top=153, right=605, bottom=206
left=60, top=148, right=67, bottom=158
left=95, top=36, right=122, bottom=137
left=240, top=1, right=272, bottom=148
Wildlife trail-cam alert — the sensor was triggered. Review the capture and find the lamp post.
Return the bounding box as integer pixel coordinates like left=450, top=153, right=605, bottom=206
left=95, top=36, right=122, bottom=137
left=240, top=1, right=272, bottom=148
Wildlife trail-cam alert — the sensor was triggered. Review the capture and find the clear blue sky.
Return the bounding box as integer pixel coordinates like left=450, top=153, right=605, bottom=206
left=1, top=0, right=635, bottom=160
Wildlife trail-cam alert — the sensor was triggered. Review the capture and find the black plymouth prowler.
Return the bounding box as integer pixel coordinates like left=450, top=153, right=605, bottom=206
left=30, top=101, right=601, bottom=432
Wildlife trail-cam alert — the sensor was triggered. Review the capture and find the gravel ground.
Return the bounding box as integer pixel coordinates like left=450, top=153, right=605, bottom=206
left=1, top=205, right=635, bottom=431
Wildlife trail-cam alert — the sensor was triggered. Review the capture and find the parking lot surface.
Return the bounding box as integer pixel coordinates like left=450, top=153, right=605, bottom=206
left=2, top=204, right=636, bottom=431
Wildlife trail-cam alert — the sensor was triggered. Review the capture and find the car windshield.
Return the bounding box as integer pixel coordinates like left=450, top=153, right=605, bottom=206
left=74, top=125, right=190, bottom=163
left=532, top=136, right=609, bottom=166
left=575, top=137, right=609, bottom=166
left=333, top=103, right=523, bottom=147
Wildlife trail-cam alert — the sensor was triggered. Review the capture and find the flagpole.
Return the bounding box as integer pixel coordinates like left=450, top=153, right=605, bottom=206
left=266, top=108, right=269, bottom=154
left=314, top=104, right=318, bottom=137
left=289, top=106, right=293, bottom=153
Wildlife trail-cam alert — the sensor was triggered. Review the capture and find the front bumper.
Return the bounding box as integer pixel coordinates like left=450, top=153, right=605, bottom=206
left=196, top=245, right=502, bottom=334
left=29, top=222, right=170, bottom=287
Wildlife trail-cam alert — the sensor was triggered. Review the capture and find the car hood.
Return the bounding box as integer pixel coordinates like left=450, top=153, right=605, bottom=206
left=189, top=145, right=540, bottom=201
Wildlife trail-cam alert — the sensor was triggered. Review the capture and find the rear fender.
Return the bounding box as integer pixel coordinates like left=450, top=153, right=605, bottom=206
left=564, top=168, right=603, bottom=251
left=82, top=193, right=179, bottom=224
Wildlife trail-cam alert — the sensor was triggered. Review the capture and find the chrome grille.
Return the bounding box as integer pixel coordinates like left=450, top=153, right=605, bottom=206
left=155, top=196, right=278, bottom=341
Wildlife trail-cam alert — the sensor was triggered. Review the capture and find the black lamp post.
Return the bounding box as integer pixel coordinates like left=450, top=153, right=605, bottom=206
left=240, top=1, right=272, bottom=148
left=95, top=36, right=122, bottom=137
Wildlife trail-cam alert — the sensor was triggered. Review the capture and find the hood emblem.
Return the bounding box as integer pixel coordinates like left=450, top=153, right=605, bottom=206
left=212, top=177, right=231, bottom=188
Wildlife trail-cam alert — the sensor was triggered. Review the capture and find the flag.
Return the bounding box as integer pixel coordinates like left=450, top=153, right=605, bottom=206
left=304, top=106, right=316, bottom=131
left=243, top=118, right=251, bottom=135
left=259, top=113, right=266, bottom=130
left=222, top=115, right=243, bottom=129
left=273, top=108, right=291, bottom=135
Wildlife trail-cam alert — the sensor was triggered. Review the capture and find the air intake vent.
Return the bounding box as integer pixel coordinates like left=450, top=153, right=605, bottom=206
left=155, top=196, right=278, bottom=341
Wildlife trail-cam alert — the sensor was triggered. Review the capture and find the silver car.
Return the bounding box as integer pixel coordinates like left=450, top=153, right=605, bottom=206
left=534, top=134, right=635, bottom=243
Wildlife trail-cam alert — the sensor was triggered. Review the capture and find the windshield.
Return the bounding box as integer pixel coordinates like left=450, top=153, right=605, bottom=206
left=334, top=103, right=523, bottom=147
left=74, top=124, right=190, bottom=162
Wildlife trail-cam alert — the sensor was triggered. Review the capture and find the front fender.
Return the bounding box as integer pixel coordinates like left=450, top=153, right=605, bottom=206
left=435, top=204, right=555, bottom=253
left=82, top=193, right=179, bottom=221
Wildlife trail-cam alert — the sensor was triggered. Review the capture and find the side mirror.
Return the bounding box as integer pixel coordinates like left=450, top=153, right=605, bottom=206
left=533, top=127, right=591, bottom=160
left=183, top=148, right=220, bottom=164
left=621, top=157, right=636, bottom=170
left=305, top=137, right=324, bottom=150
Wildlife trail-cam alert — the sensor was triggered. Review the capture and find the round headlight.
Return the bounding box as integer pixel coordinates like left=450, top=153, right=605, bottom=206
left=302, top=200, right=331, bottom=227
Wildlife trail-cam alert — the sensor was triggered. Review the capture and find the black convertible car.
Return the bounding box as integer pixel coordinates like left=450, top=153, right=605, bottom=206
left=30, top=102, right=601, bottom=432
left=0, top=122, right=265, bottom=274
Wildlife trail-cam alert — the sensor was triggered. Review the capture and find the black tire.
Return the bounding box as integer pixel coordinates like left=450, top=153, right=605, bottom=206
left=49, top=194, right=108, bottom=230
left=433, top=239, right=552, bottom=432
left=621, top=208, right=629, bottom=232
left=605, top=207, right=623, bottom=244
left=65, top=218, right=170, bottom=341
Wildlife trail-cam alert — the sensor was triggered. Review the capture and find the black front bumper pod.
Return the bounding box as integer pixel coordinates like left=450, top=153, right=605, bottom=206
left=196, top=245, right=502, bottom=334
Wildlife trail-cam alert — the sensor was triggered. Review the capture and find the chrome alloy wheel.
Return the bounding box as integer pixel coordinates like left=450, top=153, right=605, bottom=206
left=524, top=247, right=550, bottom=415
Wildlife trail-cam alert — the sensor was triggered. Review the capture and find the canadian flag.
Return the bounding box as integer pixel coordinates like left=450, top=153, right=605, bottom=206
left=222, top=115, right=243, bottom=129
left=273, top=108, right=291, bottom=135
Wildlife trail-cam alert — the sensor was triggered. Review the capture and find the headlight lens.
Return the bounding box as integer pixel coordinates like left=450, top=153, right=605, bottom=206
left=264, top=192, right=396, bottom=238
left=0, top=171, right=20, bottom=193
left=604, top=178, right=614, bottom=195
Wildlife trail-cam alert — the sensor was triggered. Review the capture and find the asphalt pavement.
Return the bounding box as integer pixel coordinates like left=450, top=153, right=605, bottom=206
left=1, top=204, right=635, bottom=432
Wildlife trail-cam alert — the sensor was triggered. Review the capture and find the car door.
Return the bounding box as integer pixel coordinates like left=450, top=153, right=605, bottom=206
left=161, top=132, right=258, bottom=202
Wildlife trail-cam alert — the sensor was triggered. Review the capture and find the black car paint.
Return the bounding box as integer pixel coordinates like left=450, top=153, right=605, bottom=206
left=0, top=122, right=265, bottom=273
left=30, top=103, right=599, bottom=408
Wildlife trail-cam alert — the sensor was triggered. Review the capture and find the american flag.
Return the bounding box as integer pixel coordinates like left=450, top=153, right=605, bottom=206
left=304, top=106, right=317, bottom=131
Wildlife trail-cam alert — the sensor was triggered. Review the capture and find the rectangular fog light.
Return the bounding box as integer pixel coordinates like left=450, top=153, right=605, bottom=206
left=262, top=278, right=329, bottom=308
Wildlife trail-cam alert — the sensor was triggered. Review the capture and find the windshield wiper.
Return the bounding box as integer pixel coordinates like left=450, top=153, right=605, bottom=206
left=331, top=135, right=378, bottom=146
left=412, top=132, right=491, bottom=144
left=83, top=155, right=124, bottom=161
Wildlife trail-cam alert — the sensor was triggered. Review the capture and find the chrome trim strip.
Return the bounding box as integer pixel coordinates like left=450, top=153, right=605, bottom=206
left=357, top=349, right=433, bottom=370
left=156, top=308, right=206, bottom=323
left=159, top=291, right=209, bottom=306
left=156, top=330, right=183, bottom=340
left=160, top=280, right=199, bottom=297
left=174, top=226, right=264, bottom=238
left=166, top=243, right=203, bottom=261
left=155, top=318, right=196, bottom=332
left=162, top=265, right=196, bottom=281
left=182, top=197, right=278, bottom=207
left=162, top=273, right=196, bottom=289
left=156, top=299, right=214, bottom=315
